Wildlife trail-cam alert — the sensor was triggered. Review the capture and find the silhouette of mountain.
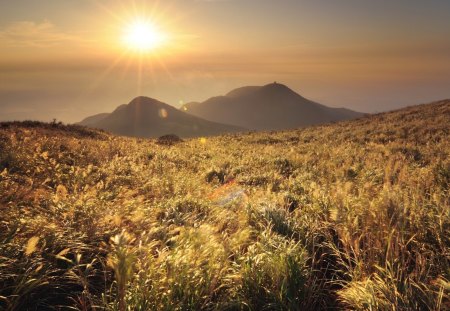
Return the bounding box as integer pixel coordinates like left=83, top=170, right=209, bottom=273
left=78, top=97, right=244, bottom=138
left=79, top=104, right=131, bottom=127
left=78, top=113, right=109, bottom=127
left=181, top=83, right=365, bottom=130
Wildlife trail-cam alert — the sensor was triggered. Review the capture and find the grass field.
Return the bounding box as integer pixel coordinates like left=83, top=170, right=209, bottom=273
left=0, top=100, right=449, bottom=310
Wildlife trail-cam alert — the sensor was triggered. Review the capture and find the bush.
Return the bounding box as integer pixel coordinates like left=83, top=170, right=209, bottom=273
left=156, top=134, right=183, bottom=146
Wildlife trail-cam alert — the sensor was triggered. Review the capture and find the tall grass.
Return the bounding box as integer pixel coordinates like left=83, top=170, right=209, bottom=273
left=0, top=100, right=449, bottom=310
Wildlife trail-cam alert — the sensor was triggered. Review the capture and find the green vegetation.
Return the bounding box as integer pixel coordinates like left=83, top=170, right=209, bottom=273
left=0, top=100, right=449, bottom=310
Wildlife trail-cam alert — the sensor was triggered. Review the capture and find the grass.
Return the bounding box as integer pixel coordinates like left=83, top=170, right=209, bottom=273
left=0, top=100, right=449, bottom=310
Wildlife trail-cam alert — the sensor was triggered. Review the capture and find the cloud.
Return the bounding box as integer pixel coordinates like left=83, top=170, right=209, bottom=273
left=0, top=20, right=80, bottom=48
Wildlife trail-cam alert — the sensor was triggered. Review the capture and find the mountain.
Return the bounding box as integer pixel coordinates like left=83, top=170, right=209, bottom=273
left=78, top=113, right=110, bottom=127
left=78, top=97, right=244, bottom=138
left=181, top=83, right=365, bottom=130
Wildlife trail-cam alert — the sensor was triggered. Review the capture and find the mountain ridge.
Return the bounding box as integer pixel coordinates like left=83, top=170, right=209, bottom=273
left=181, top=83, right=364, bottom=130
left=78, top=96, right=244, bottom=138
left=78, top=82, right=365, bottom=138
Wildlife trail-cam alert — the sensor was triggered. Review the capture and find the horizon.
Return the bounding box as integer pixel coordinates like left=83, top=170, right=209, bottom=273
left=1, top=0, right=450, bottom=123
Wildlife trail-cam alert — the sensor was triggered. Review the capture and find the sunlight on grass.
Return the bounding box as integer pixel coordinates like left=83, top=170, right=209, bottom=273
left=0, top=101, right=449, bottom=310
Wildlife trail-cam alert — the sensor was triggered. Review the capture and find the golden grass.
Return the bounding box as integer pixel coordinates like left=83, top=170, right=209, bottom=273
left=0, top=100, right=449, bottom=310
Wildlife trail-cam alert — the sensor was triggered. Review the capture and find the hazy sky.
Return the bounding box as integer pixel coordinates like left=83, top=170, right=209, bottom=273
left=1, top=0, right=450, bottom=122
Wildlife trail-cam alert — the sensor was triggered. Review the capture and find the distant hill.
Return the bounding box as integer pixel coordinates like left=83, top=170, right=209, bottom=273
left=78, top=113, right=110, bottom=127
left=181, top=83, right=365, bottom=130
left=77, top=96, right=244, bottom=138
left=79, top=105, right=128, bottom=127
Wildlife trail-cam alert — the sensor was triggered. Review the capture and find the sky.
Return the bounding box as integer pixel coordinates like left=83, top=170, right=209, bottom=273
left=1, top=0, right=450, bottom=123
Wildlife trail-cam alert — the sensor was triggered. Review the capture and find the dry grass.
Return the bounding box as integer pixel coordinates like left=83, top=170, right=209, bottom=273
left=0, top=100, right=449, bottom=310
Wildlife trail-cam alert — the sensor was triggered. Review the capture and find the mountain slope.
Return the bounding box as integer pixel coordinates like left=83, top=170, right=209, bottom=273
left=182, top=83, right=364, bottom=130
left=1, top=99, right=449, bottom=310
left=79, top=96, right=244, bottom=138
left=78, top=113, right=110, bottom=127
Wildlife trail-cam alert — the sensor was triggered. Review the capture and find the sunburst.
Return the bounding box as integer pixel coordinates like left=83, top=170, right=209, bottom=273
left=122, top=19, right=166, bottom=52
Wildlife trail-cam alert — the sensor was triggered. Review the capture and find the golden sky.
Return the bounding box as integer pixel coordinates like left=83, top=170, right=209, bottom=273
left=1, top=0, right=450, bottom=122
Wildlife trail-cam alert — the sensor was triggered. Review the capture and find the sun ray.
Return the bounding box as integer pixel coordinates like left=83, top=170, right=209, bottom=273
left=85, top=51, right=129, bottom=93
left=79, top=0, right=186, bottom=101
left=137, top=53, right=143, bottom=95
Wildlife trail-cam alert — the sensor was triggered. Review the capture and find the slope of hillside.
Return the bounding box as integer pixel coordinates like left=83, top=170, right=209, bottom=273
left=182, top=83, right=364, bottom=130
left=78, top=112, right=110, bottom=126
left=0, top=100, right=449, bottom=310
left=79, top=96, right=244, bottom=138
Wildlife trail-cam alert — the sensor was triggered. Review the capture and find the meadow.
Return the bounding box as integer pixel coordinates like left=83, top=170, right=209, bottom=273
left=0, top=100, right=449, bottom=310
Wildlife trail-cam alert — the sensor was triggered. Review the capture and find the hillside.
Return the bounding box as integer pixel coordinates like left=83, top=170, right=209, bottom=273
left=0, top=100, right=449, bottom=310
left=78, top=96, right=244, bottom=138
left=182, top=83, right=364, bottom=130
left=78, top=112, right=110, bottom=127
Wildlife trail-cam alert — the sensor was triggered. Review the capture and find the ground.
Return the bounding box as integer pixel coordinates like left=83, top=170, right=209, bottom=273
left=0, top=101, right=449, bottom=310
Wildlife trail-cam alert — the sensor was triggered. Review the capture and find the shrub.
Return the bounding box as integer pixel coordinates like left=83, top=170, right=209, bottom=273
left=156, top=134, right=183, bottom=146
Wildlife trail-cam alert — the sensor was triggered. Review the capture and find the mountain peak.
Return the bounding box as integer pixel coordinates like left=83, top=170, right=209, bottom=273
left=262, top=82, right=290, bottom=90
left=78, top=96, right=244, bottom=138
left=128, top=96, right=165, bottom=107
left=224, top=83, right=293, bottom=99
left=260, top=82, right=300, bottom=97
left=182, top=82, right=364, bottom=130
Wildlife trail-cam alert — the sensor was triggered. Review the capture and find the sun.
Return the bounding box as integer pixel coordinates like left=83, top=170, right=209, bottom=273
left=122, top=19, right=166, bottom=52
